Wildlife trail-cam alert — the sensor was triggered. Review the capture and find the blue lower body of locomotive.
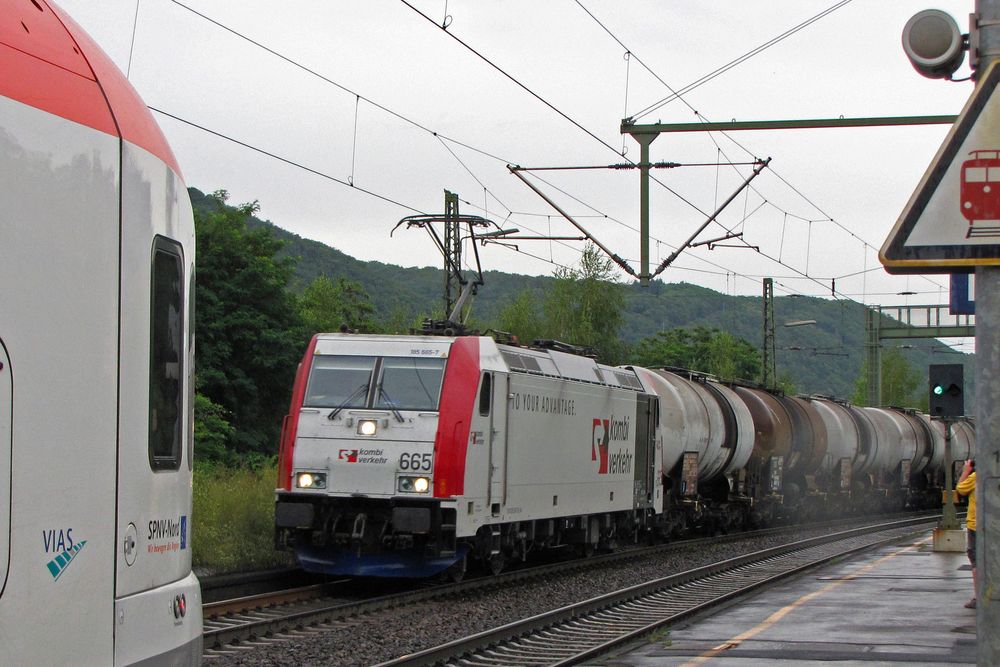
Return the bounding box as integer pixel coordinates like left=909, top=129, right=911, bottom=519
left=295, top=545, right=468, bottom=578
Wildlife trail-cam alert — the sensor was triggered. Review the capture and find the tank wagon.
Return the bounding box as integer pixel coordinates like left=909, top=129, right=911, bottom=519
left=276, top=333, right=972, bottom=578
left=0, top=1, right=201, bottom=663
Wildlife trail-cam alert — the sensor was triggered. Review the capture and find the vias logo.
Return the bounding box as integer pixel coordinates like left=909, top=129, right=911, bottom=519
left=42, top=528, right=87, bottom=581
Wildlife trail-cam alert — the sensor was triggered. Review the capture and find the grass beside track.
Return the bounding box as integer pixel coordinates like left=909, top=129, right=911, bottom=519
left=193, top=461, right=293, bottom=574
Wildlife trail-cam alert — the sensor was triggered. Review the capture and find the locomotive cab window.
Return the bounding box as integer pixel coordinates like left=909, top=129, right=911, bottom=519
left=305, top=355, right=446, bottom=411
left=304, top=356, right=376, bottom=408
left=375, top=357, right=445, bottom=411
left=149, top=237, right=184, bottom=471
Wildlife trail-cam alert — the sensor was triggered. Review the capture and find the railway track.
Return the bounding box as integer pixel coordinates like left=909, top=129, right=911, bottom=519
left=200, top=513, right=938, bottom=662
left=372, top=516, right=935, bottom=666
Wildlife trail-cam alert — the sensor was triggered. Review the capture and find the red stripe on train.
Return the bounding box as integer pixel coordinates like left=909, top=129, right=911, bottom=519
left=278, top=335, right=319, bottom=491
left=433, top=337, right=480, bottom=498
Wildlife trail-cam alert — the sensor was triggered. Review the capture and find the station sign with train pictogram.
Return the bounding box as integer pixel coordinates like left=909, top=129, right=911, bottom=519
left=881, top=60, right=1000, bottom=273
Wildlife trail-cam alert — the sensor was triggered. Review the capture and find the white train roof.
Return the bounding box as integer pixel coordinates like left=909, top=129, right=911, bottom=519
left=309, top=333, right=644, bottom=391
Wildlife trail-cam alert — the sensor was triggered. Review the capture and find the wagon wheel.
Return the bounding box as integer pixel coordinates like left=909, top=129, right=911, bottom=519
left=443, top=555, right=467, bottom=583
left=487, top=553, right=506, bottom=576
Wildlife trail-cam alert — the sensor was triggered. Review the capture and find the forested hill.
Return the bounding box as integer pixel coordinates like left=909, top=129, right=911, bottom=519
left=188, top=188, right=973, bottom=399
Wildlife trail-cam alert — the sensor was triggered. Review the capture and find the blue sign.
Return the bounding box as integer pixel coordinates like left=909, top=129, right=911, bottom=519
left=950, top=274, right=976, bottom=314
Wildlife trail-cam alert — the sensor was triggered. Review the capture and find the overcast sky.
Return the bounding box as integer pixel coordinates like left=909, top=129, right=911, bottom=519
left=58, top=1, right=977, bottom=329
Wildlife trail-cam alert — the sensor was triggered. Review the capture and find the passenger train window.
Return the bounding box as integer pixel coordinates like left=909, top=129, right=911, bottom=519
left=149, top=237, right=184, bottom=471
left=479, top=373, right=492, bottom=416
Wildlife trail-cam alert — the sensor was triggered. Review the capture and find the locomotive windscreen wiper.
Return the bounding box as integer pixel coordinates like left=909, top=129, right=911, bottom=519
left=376, top=385, right=405, bottom=422
left=327, top=383, right=369, bottom=421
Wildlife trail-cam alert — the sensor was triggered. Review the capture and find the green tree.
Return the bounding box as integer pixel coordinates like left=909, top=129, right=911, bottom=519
left=851, top=347, right=925, bottom=409
left=495, top=244, right=627, bottom=362
left=299, top=275, right=376, bottom=334
left=632, top=326, right=761, bottom=381
left=195, top=191, right=304, bottom=460
left=497, top=289, right=545, bottom=345
left=498, top=244, right=627, bottom=364
left=193, top=393, right=235, bottom=464
left=547, top=245, right=626, bottom=358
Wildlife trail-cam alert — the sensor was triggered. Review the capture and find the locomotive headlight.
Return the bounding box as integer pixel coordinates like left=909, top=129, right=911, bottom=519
left=296, top=472, right=327, bottom=489
left=397, top=476, right=431, bottom=493
left=357, top=419, right=378, bottom=436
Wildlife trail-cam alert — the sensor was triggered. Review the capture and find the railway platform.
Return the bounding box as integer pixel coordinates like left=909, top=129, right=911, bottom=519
left=597, top=530, right=977, bottom=666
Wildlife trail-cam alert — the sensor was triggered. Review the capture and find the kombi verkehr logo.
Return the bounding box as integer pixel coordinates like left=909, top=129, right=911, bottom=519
left=46, top=540, right=87, bottom=581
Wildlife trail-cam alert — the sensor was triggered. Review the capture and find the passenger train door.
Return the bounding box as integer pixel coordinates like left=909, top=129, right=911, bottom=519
left=115, top=158, right=195, bottom=605
left=486, top=373, right=509, bottom=514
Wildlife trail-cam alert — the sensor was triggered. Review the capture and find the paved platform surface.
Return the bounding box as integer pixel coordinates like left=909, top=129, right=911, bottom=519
left=593, top=531, right=978, bottom=666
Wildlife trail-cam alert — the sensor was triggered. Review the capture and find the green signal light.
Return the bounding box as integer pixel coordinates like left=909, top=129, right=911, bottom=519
left=933, top=385, right=945, bottom=396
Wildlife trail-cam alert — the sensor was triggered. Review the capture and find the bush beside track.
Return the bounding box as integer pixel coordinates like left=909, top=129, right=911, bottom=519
left=193, top=461, right=293, bottom=574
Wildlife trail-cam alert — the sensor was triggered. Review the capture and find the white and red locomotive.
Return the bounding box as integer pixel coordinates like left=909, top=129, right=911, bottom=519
left=276, top=333, right=971, bottom=578
left=276, top=335, right=659, bottom=577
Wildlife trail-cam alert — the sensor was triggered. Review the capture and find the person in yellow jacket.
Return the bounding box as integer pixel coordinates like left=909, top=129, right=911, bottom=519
left=956, top=459, right=977, bottom=609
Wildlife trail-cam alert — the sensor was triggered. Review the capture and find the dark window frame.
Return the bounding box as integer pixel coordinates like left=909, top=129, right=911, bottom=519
left=149, top=236, right=184, bottom=472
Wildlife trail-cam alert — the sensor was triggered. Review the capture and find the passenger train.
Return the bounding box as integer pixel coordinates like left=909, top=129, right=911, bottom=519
left=275, top=332, right=973, bottom=578
left=1, top=1, right=201, bottom=664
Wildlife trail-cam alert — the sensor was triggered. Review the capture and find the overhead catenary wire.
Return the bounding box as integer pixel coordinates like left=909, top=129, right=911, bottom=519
left=164, top=0, right=817, bottom=295
left=571, top=1, right=898, bottom=300
left=168, top=0, right=514, bottom=167
left=167, top=0, right=614, bottom=271
left=397, top=0, right=745, bottom=235
left=155, top=104, right=578, bottom=275
left=512, top=160, right=760, bottom=171
left=126, top=0, right=141, bottom=79
left=700, top=123, right=948, bottom=299
left=702, top=116, right=949, bottom=294
left=575, top=0, right=950, bottom=300
left=627, top=0, right=855, bottom=121
left=149, top=107, right=424, bottom=214
left=162, top=0, right=915, bottom=304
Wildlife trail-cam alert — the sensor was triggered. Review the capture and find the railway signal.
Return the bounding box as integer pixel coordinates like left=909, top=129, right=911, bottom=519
left=929, top=364, right=965, bottom=418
